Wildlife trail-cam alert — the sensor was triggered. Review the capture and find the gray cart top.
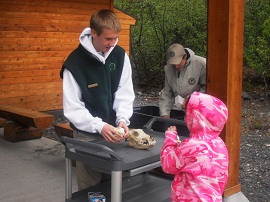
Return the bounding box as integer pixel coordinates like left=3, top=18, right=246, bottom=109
left=61, top=117, right=188, bottom=172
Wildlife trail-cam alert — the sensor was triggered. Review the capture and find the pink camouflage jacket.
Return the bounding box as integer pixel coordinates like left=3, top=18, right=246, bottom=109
left=160, top=92, right=229, bottom=202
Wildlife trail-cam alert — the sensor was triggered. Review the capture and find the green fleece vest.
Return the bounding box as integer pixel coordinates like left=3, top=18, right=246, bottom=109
left=60, top=44, right=125, bottom=127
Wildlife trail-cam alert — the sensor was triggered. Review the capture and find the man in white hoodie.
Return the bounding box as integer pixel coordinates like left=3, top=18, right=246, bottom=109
left=159, top=43, right=206, bottom=118
left=60, top=9, right=135, bottom=190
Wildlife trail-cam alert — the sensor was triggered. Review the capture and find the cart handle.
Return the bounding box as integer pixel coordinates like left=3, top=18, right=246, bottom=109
left=60, top=136, right=123, bottom=161
left=143, top=116, right=186, bottom=131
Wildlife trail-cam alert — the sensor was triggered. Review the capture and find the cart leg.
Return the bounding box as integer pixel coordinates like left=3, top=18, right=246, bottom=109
left=65, top=158, right=72, bottom=200
left=111, top=171, right=122, bottom=202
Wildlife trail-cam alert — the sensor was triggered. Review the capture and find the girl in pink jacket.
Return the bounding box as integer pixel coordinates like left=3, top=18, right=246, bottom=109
left=160, top=92, right=229, bottom=202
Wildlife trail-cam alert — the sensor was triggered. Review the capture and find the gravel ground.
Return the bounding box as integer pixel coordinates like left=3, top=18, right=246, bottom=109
left=239, top=96, right=270, bottom=202
left=44, top=90, right=270, bottom=202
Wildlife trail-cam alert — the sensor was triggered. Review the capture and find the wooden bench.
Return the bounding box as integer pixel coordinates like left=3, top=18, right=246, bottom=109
left=54, top=123, right=73, bottom=138
left=54, top=122, right=77, bottom=167
left=0, top=104, right=54, bottom=142
left=0, top=118, right=6, bottom=128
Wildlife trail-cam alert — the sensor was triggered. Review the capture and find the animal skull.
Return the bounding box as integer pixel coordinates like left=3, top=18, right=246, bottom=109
left=126, top=129, right=156, bottom=150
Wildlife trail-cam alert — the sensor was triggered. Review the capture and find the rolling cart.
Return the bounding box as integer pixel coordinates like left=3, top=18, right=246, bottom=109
left=61, top=115, right=189, bottom=202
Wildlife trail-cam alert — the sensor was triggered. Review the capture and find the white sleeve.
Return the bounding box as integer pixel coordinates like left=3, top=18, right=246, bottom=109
left=113, top=53, right=135, bottom=126
left=62, top=69, right=106, bottom=134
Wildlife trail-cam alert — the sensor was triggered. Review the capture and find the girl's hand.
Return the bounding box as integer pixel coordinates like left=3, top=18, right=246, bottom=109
left=167, top=126, right=176, bottom=132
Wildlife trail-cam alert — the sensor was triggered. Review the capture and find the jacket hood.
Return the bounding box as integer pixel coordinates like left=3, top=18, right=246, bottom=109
left=184, top=48, right=195, bottom=65
left=79, top=27, right=118, bottom=62
left=185, top=92, right=228, bottom=139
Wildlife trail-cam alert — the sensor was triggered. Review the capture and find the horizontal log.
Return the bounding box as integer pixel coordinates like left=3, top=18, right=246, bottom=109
left=0, top=101, right=63, bottom=112
left=25, top=101, right=63, bottom=111
left=0, top=51, right=71, bottom=59
left=0, top=75, right=61, bottom=86
left=0, top=56, right=66, bottom=65
left=0, top=63, right=64, bottom=71
left=0, top=0, right=109, bottom=5
left=0, top=43, right=128, bottom=53
left=4, top=122, right=43, bottom=142
left=0, top=37, right=78, bottom=45
left=0, top=69, right=61, bottom=79
left=0, top=29, right=130, bottom=39
left=0, top=95, right=62, bottom=109
left=0, top=2, right=108, bottom=15
left=0, top=96, right=62, bottom=109
left=54, top=123, right=73, bottom=138
left=0, top=118, right=6, bottom=127
left=0, top=89, right=62, bottom=100
left=0, top=80, right=62, bottom=91
left=0, top=104, right=54, bottom=129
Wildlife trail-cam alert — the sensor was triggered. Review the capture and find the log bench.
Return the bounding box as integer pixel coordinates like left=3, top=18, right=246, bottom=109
left=54, top=123, right=76, bottom=167
left=54, top=123, right=73, bottom=138
left=0, top=104, right=54, bottom=142
left=0, top=118, right=6, bottom=127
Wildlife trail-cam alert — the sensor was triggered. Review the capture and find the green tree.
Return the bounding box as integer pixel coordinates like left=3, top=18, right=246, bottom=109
left=115, top=0, right=269, bottom=93
left=115, top=0, right=207, bottom=91
left=244, top=0, right=270, bottom=93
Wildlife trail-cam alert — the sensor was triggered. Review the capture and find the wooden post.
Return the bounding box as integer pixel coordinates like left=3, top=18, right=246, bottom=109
left=207, top=0, right=245, bottom=197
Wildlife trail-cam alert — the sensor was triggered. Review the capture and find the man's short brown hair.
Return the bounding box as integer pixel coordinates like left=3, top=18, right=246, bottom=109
left=90, top=9, right=122, bottom=35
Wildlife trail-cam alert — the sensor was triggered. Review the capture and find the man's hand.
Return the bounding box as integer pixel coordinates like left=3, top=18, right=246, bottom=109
left=101, top=124, right=123, bottom=143
left=118, top=121, right=129, bottom=138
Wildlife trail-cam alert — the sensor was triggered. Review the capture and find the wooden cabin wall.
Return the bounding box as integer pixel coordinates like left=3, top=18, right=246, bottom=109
left=0, top=0, right=135, bottom=111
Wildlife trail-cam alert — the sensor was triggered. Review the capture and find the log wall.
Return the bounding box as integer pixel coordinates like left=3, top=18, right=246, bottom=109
left=0, top=0, right=136, bottom=111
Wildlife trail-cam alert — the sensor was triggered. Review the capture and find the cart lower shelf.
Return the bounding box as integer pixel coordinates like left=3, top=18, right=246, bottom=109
left=67, top=172, right=173, bottom=202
